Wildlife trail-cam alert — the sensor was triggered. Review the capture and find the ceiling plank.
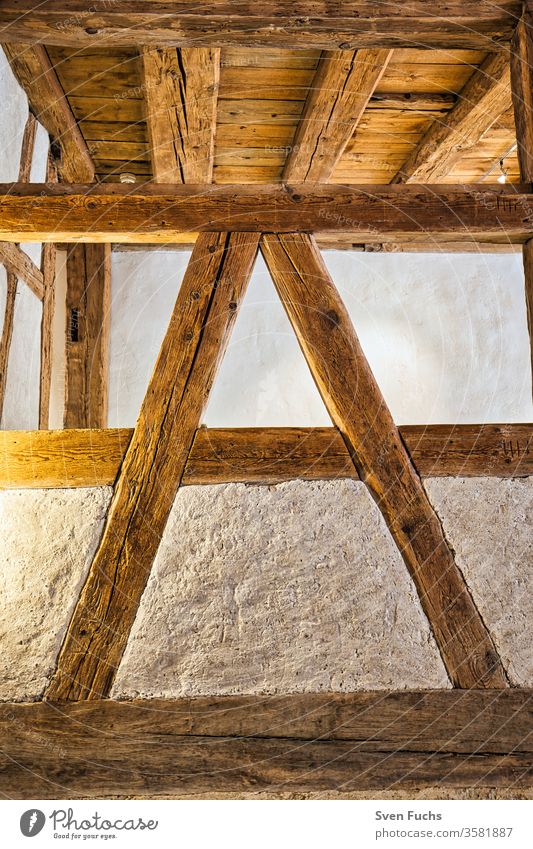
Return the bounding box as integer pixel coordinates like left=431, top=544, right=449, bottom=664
left=44, top=231, right=259, bottom=701
left=1, top=691, right=531, bottom=797
left=0, top=183, right=532, bottom=242
left=142, top=47, right=220, bottom=183
left=392, top=52, right=512, bottom=183
left=2, top=43, right=95, bottom=182
left=261, top=232, right=509, bottom=689
left=2, top=424, right=531, bottom=489
left=283, top=48, right=392, bottom=182
left=0, top=2, right=521, bottom=50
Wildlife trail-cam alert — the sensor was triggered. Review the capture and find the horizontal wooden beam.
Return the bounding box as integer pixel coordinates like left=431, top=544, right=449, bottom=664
left=0, top=2, right=521, bottom=50
left=1, top=690, right=531, bottom=797
left=0, top=183, right=532, bottom=243
left=1, top=424, right=531, bottom=489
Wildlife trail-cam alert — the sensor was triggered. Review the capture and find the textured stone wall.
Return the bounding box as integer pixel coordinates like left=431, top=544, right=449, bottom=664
left=0, top=477, right=530, bottom=702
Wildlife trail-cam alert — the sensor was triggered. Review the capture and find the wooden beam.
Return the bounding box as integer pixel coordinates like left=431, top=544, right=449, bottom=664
left=2, top=43, right=94, bottom=182
left=39, top=152, right=58, bottom=430
left=45, top=232, right=259, bottom=701
left=142, top=47, right=219, bottom=183
left=511, top=12, right=533, bottom=400
left=0, top=2, right=522, bottom=50
left=0, top=183, right=532, bottom=243
left=17, top=111, right=37, bottom=182
left=0, top=691, right=531, bottom=798
left=1, top=424, right=532, bottom=490
left=283, top=49, right=392, bottom=182
left=0, top=272, right=17, bottom=421
left=261, top=233, right=509, bottom=690
left=393, top=52, right=511, bottom=183
left=64, top=244, right=111, bottom=429
left=0, top=242, right=44, bottom=299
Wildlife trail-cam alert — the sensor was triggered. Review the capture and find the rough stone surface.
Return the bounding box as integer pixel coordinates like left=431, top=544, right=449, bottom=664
left=0, top=487, right=111, bottom=701
left=425, top=477, right=533, bottom=686
left=112, top=480, right=449, bottom=698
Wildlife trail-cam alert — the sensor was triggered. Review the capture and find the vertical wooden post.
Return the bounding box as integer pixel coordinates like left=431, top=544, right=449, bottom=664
left=39, top=153, right=57, bottom=430
left=0, top=273, right=17, bottom=422
left=511, top=10, right=533, bottom=395
left=64, top=243, right=111, bottom=429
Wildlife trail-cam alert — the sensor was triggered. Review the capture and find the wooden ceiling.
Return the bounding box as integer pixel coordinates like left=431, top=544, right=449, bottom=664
left=45, top=45, right=519, bottom=185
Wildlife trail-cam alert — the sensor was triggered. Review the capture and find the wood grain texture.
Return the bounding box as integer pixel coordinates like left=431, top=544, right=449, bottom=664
left=45, top=232, right=260, bottom=701
left=64, top=244, right=111, bottom=429
left=1, top=424, right=532, bottom=490
left=393, top=52, right=512, bottom=183
left=261, top=233, right=509, bottom=690
left=2, top=43, right=95, bottom=182
left=0, top=273, right=17, bottom=422
left=0, top=691, right=531, bottom=798
left=39, top=151, right=58, bottom=430
left=0, top=242, right=44, bottom=299
left=511, top=10, right=533, bottom=182
left=142, top=47, right=220, bottom=183
left=521, top=239, right=533, bottom=401
left=0, top=183, right=532, bottom=243
left=0, top=2, right=522, bottom=50
left=284, top=48, right=392, bottom=181
left=17, top=111, right=37, bottom=182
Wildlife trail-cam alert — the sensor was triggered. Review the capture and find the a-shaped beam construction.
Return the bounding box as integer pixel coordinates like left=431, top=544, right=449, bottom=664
left=261, top=233, right=509, bottom=689
left=45, top=232, right=259, bottom=700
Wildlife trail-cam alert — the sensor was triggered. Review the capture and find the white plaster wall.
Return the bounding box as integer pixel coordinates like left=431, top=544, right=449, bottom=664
left=0, top=281, right=42, bottom=430
left=0, top=48, right=48, bottom=429
left=1, top=478, right=531, bottom=701
left=109, top=249, right=533, bottom=429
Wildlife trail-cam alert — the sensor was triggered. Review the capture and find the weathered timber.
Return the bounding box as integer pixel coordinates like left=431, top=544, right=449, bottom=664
left=1, top=424, right=532, bottom=489
left=0, top=691, right=531, bottom=798
left=261, top=233, right=509, bottom=689
left=2, top=43, right=95, bottom=182
left=0, top=242, right=44, bottom=299
left=64, top=244, right=111, bottom=429
left=45, top=232, right=260, bottom=701
left=17, top=111, right=37, bottom=182
left=0, top=184, right=532, bottom=243
left=0, top=2, right=522, bottom=50
left=38, top=151, right=58, bottom=430
left=0, top=273, right=17, bottom=421
left=284, top=48, right=392, bottom=182
left=142, top=47, right=220, bottom=183
left=393, top=52, right=512, bottom=183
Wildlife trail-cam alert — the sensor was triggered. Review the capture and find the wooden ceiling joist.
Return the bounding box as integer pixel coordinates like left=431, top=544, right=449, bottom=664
left=261, top=232, right=508, bottom=689
left=284, top=48, right=393, bottom=182
left=0, top=183, right=532, bottom=243
left=392, top=52, right=512, bottom=183
left=142, top=47, right=220, bottom=183
left=1, top=690, right=531, bottom=797
left=1, top=424, right=532, bottom=490
left=0, top=2, right=522, bottom=50
left=2, top=43, right=95, bottom=182
left=45, top=232, right=260, bottom=701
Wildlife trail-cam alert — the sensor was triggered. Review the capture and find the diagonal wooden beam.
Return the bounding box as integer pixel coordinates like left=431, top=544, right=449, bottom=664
left=142, top=47, right=220, bottom=183
left=511, top=10, right=533, bottom=399
left=17, top=111, right=37, bottom=182
left=64, top=244, right=111, bottom=429
left=0, top=272, right=17, bottom=421
left=261, top=233, right=509, bottom=690
left=2, top=43, right=94, bottom=182
left=392, top=52, right=511, bottom=183
left=45, top=231, right=259, bottom=701
left=0, top=242, right=44, bottom=299
left=283, top=48, right=392, bottom=182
